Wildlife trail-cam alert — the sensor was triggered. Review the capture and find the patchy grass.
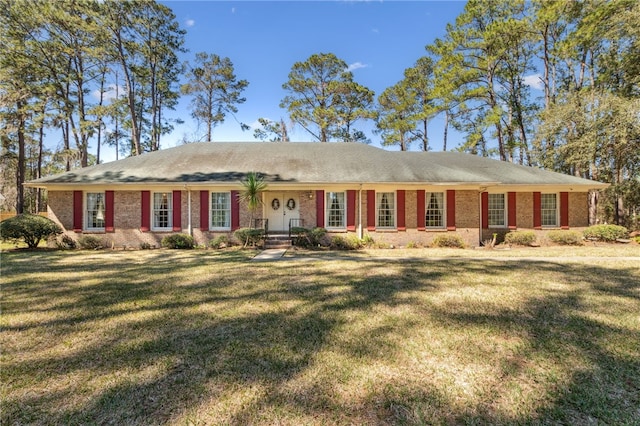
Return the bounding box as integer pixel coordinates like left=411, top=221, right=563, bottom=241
left=1, top=249, right=639, bottom=425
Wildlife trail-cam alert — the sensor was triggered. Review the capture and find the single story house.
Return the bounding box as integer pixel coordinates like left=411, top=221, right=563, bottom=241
left=26, top=142, right=608, bottom=247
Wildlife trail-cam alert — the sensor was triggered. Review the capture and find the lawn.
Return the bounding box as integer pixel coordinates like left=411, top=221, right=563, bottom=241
left=2, top=248, right=639, bottom=425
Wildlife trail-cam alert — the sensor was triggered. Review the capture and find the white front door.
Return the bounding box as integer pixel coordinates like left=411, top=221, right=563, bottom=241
left=265, top=193, right=299, bottom=232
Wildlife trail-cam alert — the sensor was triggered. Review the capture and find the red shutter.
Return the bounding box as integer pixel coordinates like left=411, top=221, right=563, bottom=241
left=346, top=190, right=356, bottom=231
left=481, top=192, right=489, bottom=229
left=508, top=192, right=517, bottom=230
left=73, top=190, right=83, bottom=232
left=105, top=190, right=115, bottom=232
left=560, top=192, right=569, bottom=229
left=367, top=190, right=376, bottom=231
left=172, top=190, right=182, bottom=231
left=231, top=190, right=240, bottom=230
left=200, top=191, right=209, bottom=230
left=316, top=190, right=324, bottom=228
left=397, top=190, right=406, bottom=231
left=417, top=190, right=425, bottom=231
left=533, top=192, right=542, bottom=229
left=141, top=191, right=150, bottom=232
left=446, top=190, right=456, bottom=231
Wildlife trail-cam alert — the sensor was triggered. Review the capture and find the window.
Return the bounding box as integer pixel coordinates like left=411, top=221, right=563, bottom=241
left=326, top=192, right=345, bottom=228
left=210, top=192, right=231, bottom=229
left=376, top=192, right=395, bottom=228
left=541, top=193, right=558, bottom=227
left=425, top=192, right=445, bottom=228
left=86, top=192, right=105, bottom=231
left=152, top=192, right=172, bottom=230
left=488, top=193, right=506, bottom=227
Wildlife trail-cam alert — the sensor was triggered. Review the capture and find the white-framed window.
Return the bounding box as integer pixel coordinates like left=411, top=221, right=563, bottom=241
left=210, top=192, right=231, bottom=230
left=326, top=192, right=346, bottom=228
left=376, top=192, right=396, bottom=228
left=541, top=193, right=558, bottom=227
left=152, top=192, right=172, bottom=230
left=425, top=192, right=445, bottom=228
left=85, top=192, right=105, bottom=231
left=488, top=193, right=506, bottom=227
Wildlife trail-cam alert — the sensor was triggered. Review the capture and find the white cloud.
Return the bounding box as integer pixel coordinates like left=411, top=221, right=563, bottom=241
left=185, top=19, right=195, bottom=27
left=346, top=62, right=368, bottom=72
left=523, top=74, right=543, bottom=90
left=92, top=84, right=125, bottom=102
left=231, top=7, right=236, bottom=14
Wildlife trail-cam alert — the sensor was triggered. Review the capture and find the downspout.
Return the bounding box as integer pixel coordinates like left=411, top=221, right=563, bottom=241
left=358, top=184, right=363, bottom=239
left=185, top=185, right=192, bottom=236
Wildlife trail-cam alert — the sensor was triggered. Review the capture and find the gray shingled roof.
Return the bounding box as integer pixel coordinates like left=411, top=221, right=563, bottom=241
left=27, top=142, right=606, bottom=188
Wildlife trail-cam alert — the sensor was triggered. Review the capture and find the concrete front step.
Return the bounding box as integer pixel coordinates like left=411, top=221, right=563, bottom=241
left=264, top=234, right=292, bottom=249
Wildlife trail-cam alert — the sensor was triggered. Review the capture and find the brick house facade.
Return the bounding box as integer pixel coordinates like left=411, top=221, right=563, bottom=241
left=31, top=143, right=605, bottom=248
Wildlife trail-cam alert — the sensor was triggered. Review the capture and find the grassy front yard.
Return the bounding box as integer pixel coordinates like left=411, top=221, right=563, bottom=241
left=2, top=249, right=639, bottom=425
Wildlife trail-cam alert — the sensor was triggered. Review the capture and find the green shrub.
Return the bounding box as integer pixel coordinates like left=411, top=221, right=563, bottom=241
left=633, top=235, right=640, bottom=244
left=78, top=235, right=104, bottom=250
left=57, top=234, right=77, bottom=250
left=209, top=235, right=229, bottom=249
left=406, top=241, right=421, bottom=249
left=583, top=224, right=628, bottom=242
left=361, top=234, right=375, bottom=247
left=547, top=230, right=583, bottom=246
left=161, top=233, right=195, bottom=249
left=140, top=242, right=153, bottom=250
left=291, top=227, right=327, bottom=248
left=0, top=214, right=62, bottom=249
left=504, top=231, right=536, bottom=246
left=330, top=234, right=363, bottom=250
left=431, top=234, right=466, bottom=248
left=234, top=228, right=265, bottom=247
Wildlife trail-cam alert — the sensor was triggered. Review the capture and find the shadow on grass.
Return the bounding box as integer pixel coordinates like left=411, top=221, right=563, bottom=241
left=2, top=252, right=639, bottom=424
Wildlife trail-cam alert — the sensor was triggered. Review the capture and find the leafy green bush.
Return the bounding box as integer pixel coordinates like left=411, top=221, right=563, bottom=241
left=583, top=224, right=628, bottom=242
left=0, top=214, right=62, bottom=249
left=330, top=234, right=363, bottom=250
left=78, top=235, right=104, bottom=250
left=234, top=228, right=265, bottom=247
left=547, top=230, right=583, bottom=246
left=504, top=231, right=536, bottom=246
left=291, top=227, right=327, bottom=248
left=209, top=235, right=229, bottom=249
left=161, top=233, right=195, bottom=249
left=431, top=234, right=466, bottom=248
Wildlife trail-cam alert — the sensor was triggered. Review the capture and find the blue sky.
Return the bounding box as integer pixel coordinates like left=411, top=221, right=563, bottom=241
left=158, top=0, right=468, bottom=152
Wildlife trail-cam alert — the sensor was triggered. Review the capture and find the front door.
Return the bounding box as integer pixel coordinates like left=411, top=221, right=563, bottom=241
left=265, top=193, right=299, bottom=232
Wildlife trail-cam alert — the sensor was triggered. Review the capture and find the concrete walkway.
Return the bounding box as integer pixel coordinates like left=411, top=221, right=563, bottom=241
left=252, top=248, right=288, bottom=261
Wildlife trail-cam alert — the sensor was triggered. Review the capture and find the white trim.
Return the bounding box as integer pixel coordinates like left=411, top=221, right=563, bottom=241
left=376, top=191, right=396, bottom=229
left=151, top=192, right=173, bottom=231
left=541, top=193, right=559, bottom=228
left=325, top=191, right=346, bottom=230
left=425, top=191, right=446, bottom=229
left=209, top=191, right=232, bottom=231
left=487, top=193, right=507, bottom=228
left=84, top=191, right=106, bottom=232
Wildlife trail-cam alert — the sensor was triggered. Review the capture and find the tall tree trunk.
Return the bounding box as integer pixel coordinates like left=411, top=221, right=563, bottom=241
left=16, top=100, right=25, bottom=214
left=443, top=110, right=449, bottom=151
left=36, top=104, right=45, bottom=212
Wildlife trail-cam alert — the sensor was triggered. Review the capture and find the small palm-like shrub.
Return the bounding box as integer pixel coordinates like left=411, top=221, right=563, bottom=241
left=547, top=230, right=583, bottom=246
left=431, top=234, right=466, bottom=248
left=504, top=231, right=536, bottom=246
left=583, top=224, right=628, bottom=242
left=161, top=233, right=195, bottom=249
left=78, top=235, right=104, bottom=250
left=0, top=214, right=62, bottom=249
